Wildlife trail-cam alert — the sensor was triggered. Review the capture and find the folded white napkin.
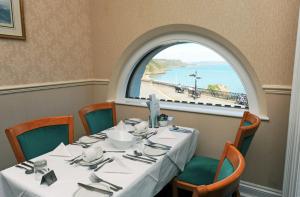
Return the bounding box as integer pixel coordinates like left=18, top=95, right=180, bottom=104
left=157, top=130, right=176, bottom=139
left=49, top=143, right=72, bottom=157
left=98, top=157, right=133, bottom=174
left=134, top=121, right=148, bottom=131
left=114, top=120, right=135, bottom=132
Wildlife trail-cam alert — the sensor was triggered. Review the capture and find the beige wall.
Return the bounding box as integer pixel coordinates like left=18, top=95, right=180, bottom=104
left=0, top=0, right=94, bottom=86
left=0, top=84, right=108, bottom=170
left=91, top=0, right=299, bottom=85
left=91, top=0, right=299, bottom=190
left=0, top=0, right=297, bottom=191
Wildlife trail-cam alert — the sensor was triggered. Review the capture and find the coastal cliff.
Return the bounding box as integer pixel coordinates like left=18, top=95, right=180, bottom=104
left=144, top=59, right=185, bottom=75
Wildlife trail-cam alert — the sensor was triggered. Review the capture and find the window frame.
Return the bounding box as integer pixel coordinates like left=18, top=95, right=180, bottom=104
left=114, top=33, right=269, bottom=120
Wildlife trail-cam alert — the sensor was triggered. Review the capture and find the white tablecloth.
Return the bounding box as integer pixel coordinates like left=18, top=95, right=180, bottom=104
left=0, top=127, right=199, bottom=197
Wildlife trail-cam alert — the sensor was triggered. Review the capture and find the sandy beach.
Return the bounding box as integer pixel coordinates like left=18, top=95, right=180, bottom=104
left=140, top=80, right=241, bottom=107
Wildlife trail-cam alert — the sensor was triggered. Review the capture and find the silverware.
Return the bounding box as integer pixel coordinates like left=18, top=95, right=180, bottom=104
left=133, top=150, right=157, bottom=161
left=26, top=160, right=34, bottom=164
left=144, top=144, right=171, bottom=150
left=126, top=154, right=156, bottom=163
left=170, top=125, right=193, bottom=133
left=65, top=155, right=81, bottom=162
left=21, top=162, right=34, bottom=169
left=94, top=158, right=114, bottom=172
left=77, top=182, right=113, bottom=196
left=146, top=139, right=172, bottom=149
left=72, top=142, right=91, bottom=148
left=15, top=165, right=34, bottom=174
left=145, top=130, right=158, bottom=139
left=89, top=158, right=110, bottom=170
left=90, top=173, right=123, bottom=191
left=70, top=158, right=83, bottom=165
left=122, top=155, right=152, bottom=164
left=103, top=150, right=126, bottom=153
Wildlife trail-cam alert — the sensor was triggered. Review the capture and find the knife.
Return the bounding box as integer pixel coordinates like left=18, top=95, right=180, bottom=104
left=126, top=154, right=156, bottom=163
left=144, top=144, right=171, bottom=150
left=122, top=155, right=152, bottom=164
left=78, top=183, right=113, bottom=196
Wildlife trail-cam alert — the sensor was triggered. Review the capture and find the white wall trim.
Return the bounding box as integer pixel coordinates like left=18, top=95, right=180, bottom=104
left=115, top=98, right=270, bottom=121
left=240, top=181, right=282, bottom=197
left=262, top=85, right=292, bottom=95
left=283, top=8, right=300, bottom=197
left=0, top=79, right=110, bottom=95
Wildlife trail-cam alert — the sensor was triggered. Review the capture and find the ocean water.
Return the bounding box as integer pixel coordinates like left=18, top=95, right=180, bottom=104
left=148, top=63, right=246, bottom=93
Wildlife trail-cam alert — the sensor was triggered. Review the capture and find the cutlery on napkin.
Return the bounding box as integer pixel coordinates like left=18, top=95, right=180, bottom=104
left=49, top=143, right=72, bottom=157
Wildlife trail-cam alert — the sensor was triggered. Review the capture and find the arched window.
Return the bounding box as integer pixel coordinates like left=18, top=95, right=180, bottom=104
left=112, top=29, right=267, bottom=119
left=126, top=43, right=248, bottom=108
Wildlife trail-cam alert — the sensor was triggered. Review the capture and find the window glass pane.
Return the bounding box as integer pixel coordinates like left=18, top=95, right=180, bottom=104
left=127, top=43, right=248, bottom=108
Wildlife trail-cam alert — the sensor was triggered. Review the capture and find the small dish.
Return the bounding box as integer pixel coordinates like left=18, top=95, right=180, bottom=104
left=78, top=136, right=99, bottom=144
left=131, top=129, right=148, bottom=136
left=78, top=156, right=104, bottom=166
left=143, top=146, right=168, bottom=156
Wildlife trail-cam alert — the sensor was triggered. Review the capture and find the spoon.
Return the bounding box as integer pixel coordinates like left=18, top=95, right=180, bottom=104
left=15, top=165, right=34, bottom=174
left=134, top=150, right=157, bottom=161
left=89, top=158, right=111, bottom=170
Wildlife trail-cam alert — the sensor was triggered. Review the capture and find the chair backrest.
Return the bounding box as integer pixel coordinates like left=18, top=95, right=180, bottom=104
left=79, top=102, right=117, bottom=135
left=192, top=142, right=245, bottom=197
left=233, top=111, right=261, bottom=156
left=5, top=116, right=74, bottom=163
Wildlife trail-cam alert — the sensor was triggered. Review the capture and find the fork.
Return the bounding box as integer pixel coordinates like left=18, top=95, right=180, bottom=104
left=145, top=130, right=158, bottom=139
left=89, top=173, right=123, bottom=191
left=146, top=139, right=172, bottom=149
left=72, top=142, right=91, bottom=148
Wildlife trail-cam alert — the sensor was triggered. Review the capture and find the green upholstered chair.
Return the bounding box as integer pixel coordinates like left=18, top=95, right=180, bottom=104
left=188, top=143, right=245, bottom=197
left=173, top=111, right=260, bottom=196
left=79, top=102, right=117, bottom=135
left=5, top=116, right=74, bottom=163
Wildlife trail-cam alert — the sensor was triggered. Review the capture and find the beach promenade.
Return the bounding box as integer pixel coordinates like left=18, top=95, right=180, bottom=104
left=140, top=80, right=239, bottom=106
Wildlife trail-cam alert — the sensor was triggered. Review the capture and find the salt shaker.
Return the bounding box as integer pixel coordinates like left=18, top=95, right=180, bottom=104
left=33, top=160, right=47, bottom=181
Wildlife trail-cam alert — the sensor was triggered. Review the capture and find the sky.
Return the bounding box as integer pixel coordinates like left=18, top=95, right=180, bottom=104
left=0, top=0, right=10, bottom=9
left=154, top=43, right=226, bottom=63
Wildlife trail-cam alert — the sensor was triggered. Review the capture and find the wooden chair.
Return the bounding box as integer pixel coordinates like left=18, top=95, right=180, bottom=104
left=79, top=102, right=117, bottom=135
left=172, top=111, right=260, bottom=196
left=173, top=142, right=245, bottom=197
left=5, top=116, right=74, bottom=163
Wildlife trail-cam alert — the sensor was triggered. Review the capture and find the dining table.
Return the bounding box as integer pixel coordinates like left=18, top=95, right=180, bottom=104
left=0, top=125, right=199, bottom=197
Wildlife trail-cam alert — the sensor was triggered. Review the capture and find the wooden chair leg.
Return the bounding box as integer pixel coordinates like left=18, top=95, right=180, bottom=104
left=172, top=178, right=179, bottom=197
left=232, top=188, right=240, bottom=197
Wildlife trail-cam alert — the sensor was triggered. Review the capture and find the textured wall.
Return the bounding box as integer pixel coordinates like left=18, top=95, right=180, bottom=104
left=0, top=0, right=94, bottom=86
left=92, top=0, right=299, bottom=86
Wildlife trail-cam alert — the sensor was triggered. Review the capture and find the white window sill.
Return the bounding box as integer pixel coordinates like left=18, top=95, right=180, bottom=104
left=115, top=98, right=269, bottom=120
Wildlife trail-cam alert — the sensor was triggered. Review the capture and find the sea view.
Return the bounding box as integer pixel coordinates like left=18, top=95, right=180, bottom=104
left=147, top=62, right=246, bottom=94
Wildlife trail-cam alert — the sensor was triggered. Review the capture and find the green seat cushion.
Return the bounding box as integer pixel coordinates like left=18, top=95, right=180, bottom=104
left=243, top=121, right=252, bottom=126
left=240, top=120, right=254, bottom=156
left=85, top=109, right=114, bottom=134
left=17, top=125, right=69, bottom=160
left=178, top=155, right=219, bottom=185
left=217, top=158, right=234, bottom=181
